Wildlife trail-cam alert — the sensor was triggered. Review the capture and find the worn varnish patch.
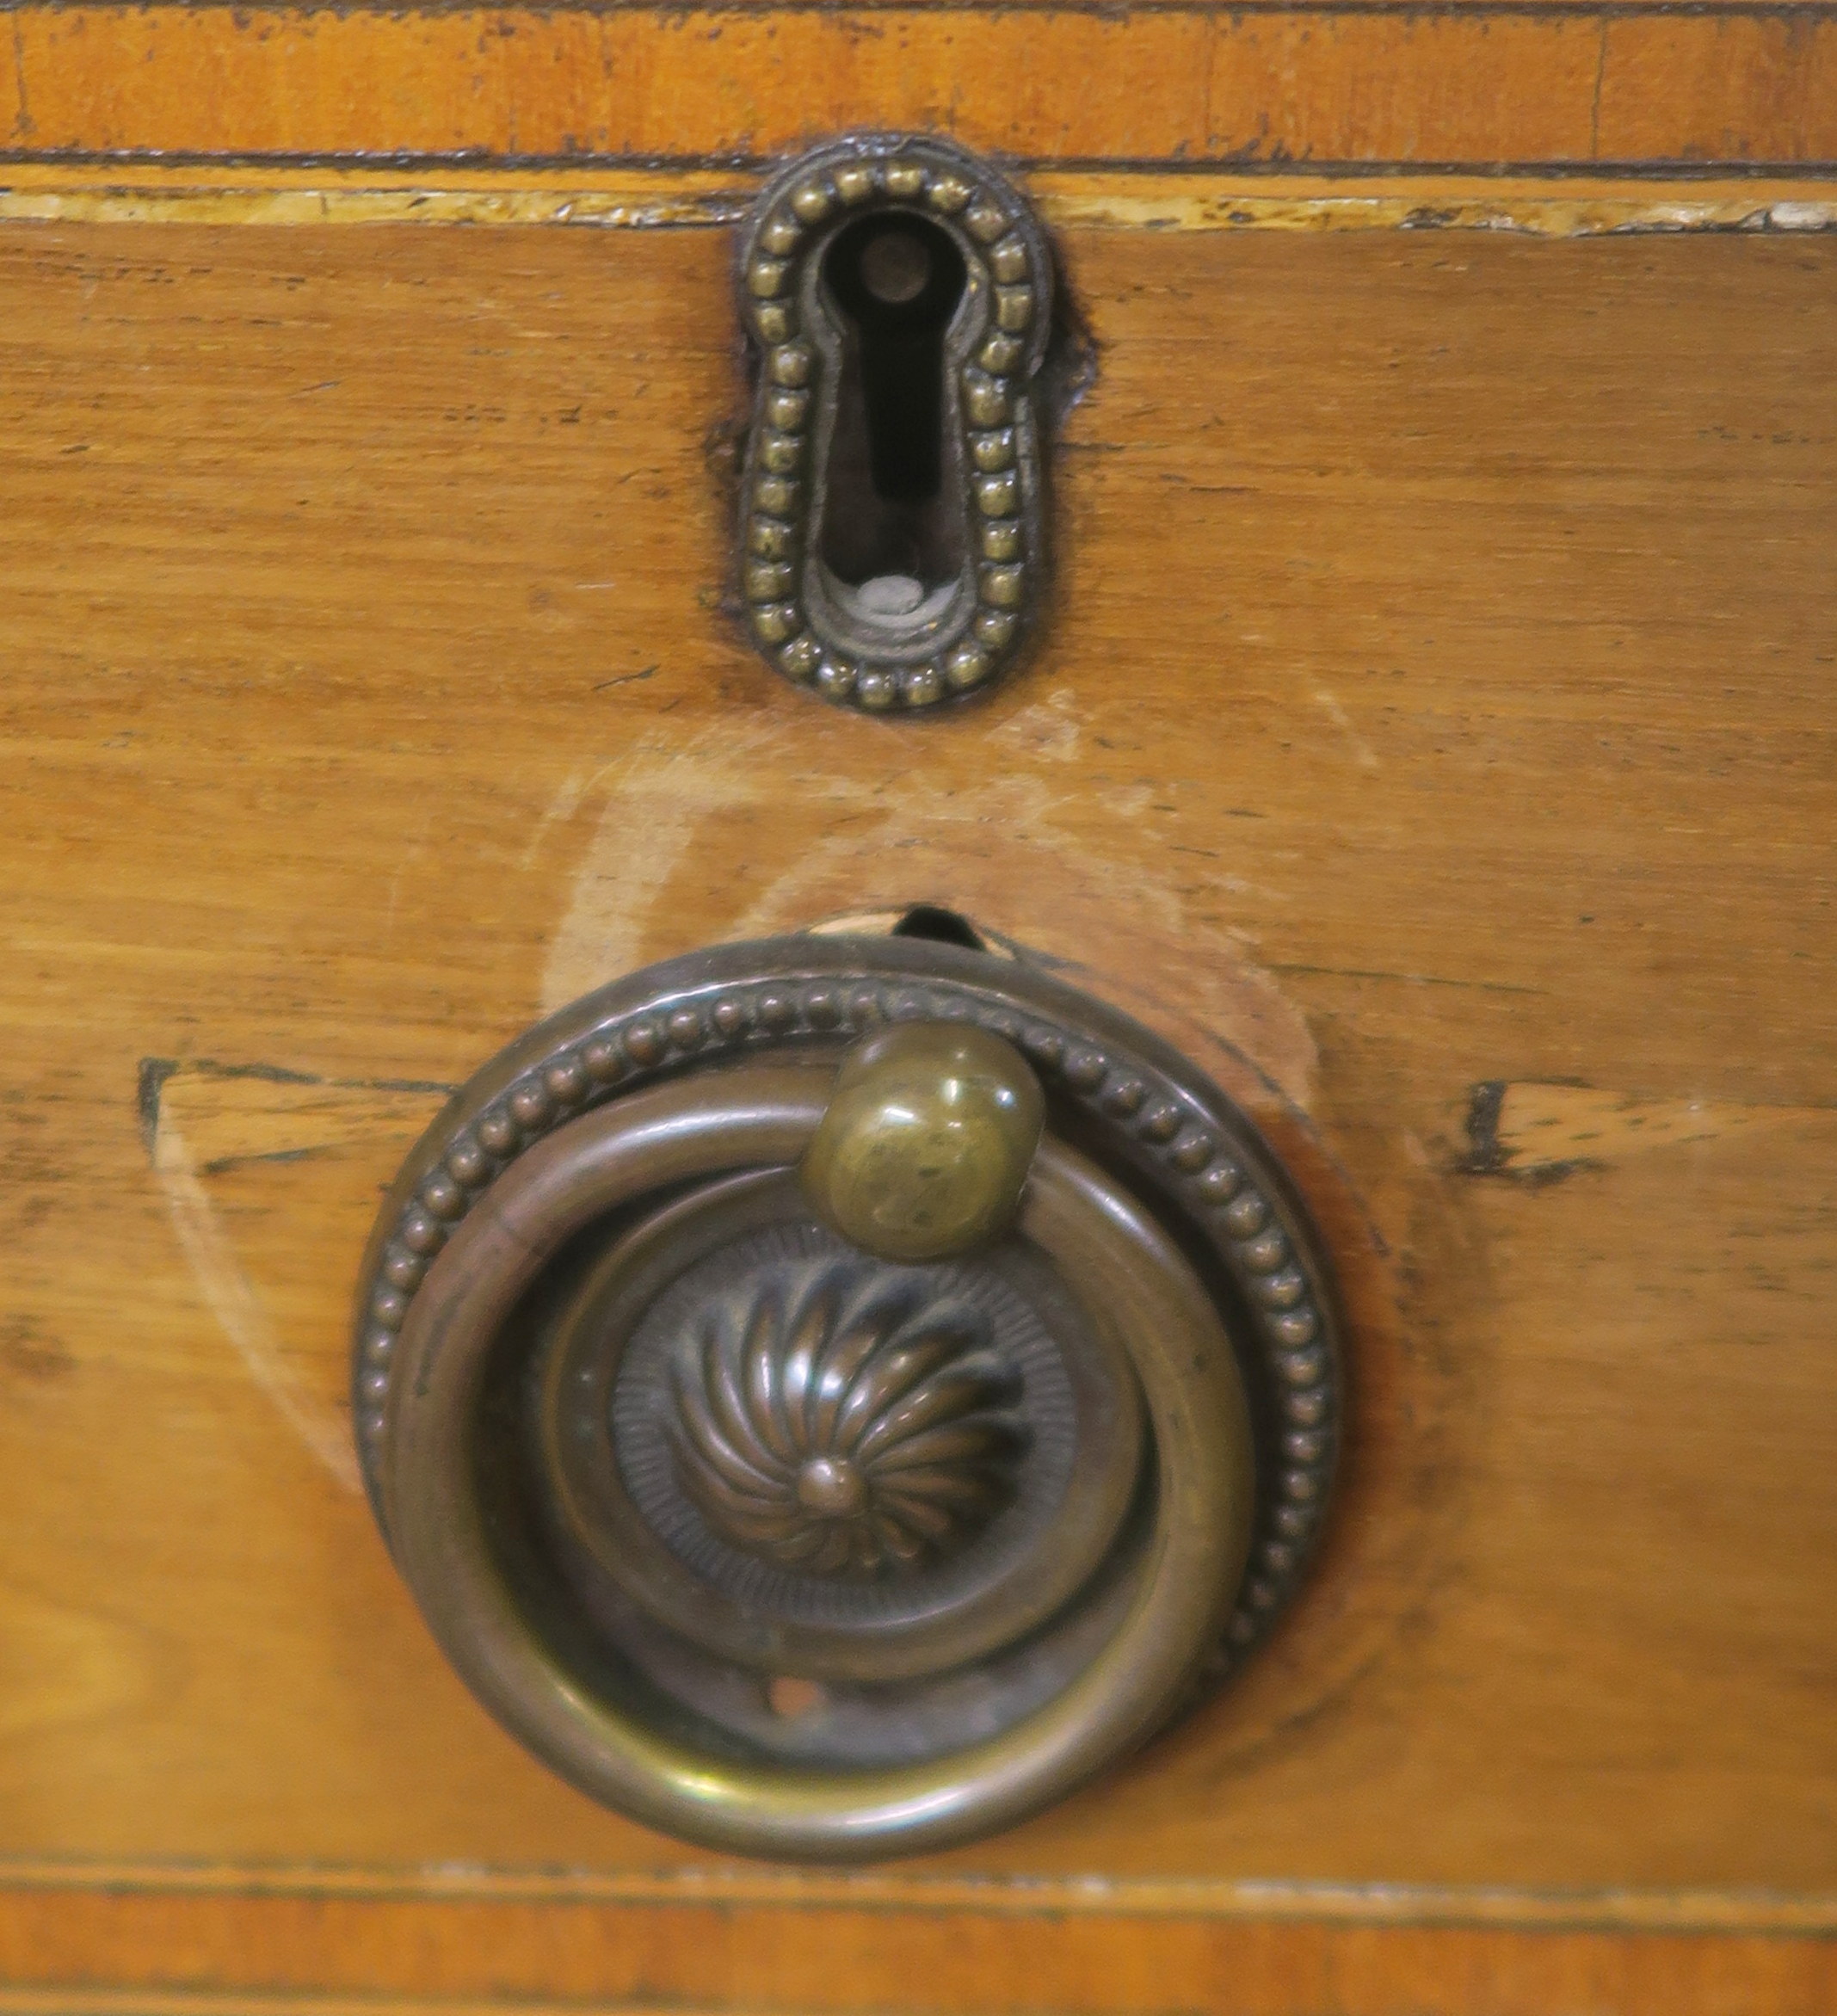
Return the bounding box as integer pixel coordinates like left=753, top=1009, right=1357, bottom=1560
left=539, top=715, right=1324, bottom=1116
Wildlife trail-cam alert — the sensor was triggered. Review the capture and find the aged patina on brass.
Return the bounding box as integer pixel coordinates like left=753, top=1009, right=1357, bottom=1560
left=735, top=134, right=1054, bottom=711
left=801, top=1022, right=1045, bottom=1261
left=353, top=928, right=1341, bottom=1859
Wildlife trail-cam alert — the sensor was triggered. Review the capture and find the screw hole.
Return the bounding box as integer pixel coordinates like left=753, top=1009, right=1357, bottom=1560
left=767, top=1675, right=829, bottom=1719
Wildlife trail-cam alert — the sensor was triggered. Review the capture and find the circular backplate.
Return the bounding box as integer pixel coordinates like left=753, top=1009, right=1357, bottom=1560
left=352, top=932, right=1343, bottom=1859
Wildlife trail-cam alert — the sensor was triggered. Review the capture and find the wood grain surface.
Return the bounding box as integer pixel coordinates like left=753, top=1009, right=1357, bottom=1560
left=1, top=3, right=1834, bottom=170
left=0, top=195, right=1834, bottom=2009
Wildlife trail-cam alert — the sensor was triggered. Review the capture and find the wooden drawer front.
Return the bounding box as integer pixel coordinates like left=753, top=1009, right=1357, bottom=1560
left=0, top=141, right=1833, bottom=2015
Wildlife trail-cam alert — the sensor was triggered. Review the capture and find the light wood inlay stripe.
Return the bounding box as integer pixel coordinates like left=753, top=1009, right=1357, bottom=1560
left=4, top=1859, right=1837, bottom=1931
left=0, top=163, right=1832, bottom=235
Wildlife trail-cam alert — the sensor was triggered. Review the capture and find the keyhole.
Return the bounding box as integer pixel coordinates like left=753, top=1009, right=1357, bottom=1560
left=818, top=214, right=969, bottom=617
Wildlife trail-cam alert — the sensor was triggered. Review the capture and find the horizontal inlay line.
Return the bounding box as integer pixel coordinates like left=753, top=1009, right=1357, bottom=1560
left=5, top=151, right=1837, bottom=180
left=3, top=1859, right=1837, bottom=1932
left=14, top=1, right=1837, bottom=15
left=2, top=164, right=1832, bottom=235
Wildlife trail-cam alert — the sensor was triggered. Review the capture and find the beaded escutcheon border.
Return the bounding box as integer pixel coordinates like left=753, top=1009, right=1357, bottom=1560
left=734, top=133, right=1053, bottom=712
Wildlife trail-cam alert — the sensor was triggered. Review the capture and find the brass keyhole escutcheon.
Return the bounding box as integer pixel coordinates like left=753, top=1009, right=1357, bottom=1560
left=737, top=134, right=1053, bottom=712
left=353, top=928, right=1342, bottom=1860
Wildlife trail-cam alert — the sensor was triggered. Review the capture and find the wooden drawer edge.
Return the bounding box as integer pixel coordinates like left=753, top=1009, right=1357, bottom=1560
left=0, top=1885, right=1833, bottom=2016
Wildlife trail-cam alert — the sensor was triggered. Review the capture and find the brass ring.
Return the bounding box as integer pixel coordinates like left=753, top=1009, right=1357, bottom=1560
left=383, top=1065, right=1253, bottom=1859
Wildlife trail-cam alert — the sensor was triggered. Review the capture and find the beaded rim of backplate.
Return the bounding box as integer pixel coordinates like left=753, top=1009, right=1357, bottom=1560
left=352, top=940, right=1341, bottom=1669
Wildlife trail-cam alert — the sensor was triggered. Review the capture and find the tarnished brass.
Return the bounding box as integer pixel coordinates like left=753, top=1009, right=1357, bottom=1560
left=667, top=1243, right=1025, bottom=1575
left=353, top=927, right=1341, bottom=1861
left=734, top=133, right=1055, bottom=712
left=801, top=1022, right=1045, bottom=1261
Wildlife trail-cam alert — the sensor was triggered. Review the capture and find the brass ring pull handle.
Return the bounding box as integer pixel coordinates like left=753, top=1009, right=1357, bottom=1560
left=353, top=931, right=1341, bottom=1859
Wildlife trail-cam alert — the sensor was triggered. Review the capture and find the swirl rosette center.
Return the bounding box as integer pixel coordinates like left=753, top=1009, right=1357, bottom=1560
left=668, top=1258, right=1026, bottom=1578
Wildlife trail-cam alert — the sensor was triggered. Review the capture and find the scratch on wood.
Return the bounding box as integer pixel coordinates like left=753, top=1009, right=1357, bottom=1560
left=519, top=768, right=591, bottom=870
left=152, top=1108, right=363, bottom=1494
left=139, top=1059, right=453, bottom=1491
left=592, top=663, right=659, bottom=692
left=1312, top=687, right=1381, bottom=772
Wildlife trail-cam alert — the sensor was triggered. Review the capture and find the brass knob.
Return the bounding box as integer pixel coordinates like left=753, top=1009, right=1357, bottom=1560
left=802, top=1023, right=1045, bottom=1261
left=354, top=929, right=1341, bottom=1860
